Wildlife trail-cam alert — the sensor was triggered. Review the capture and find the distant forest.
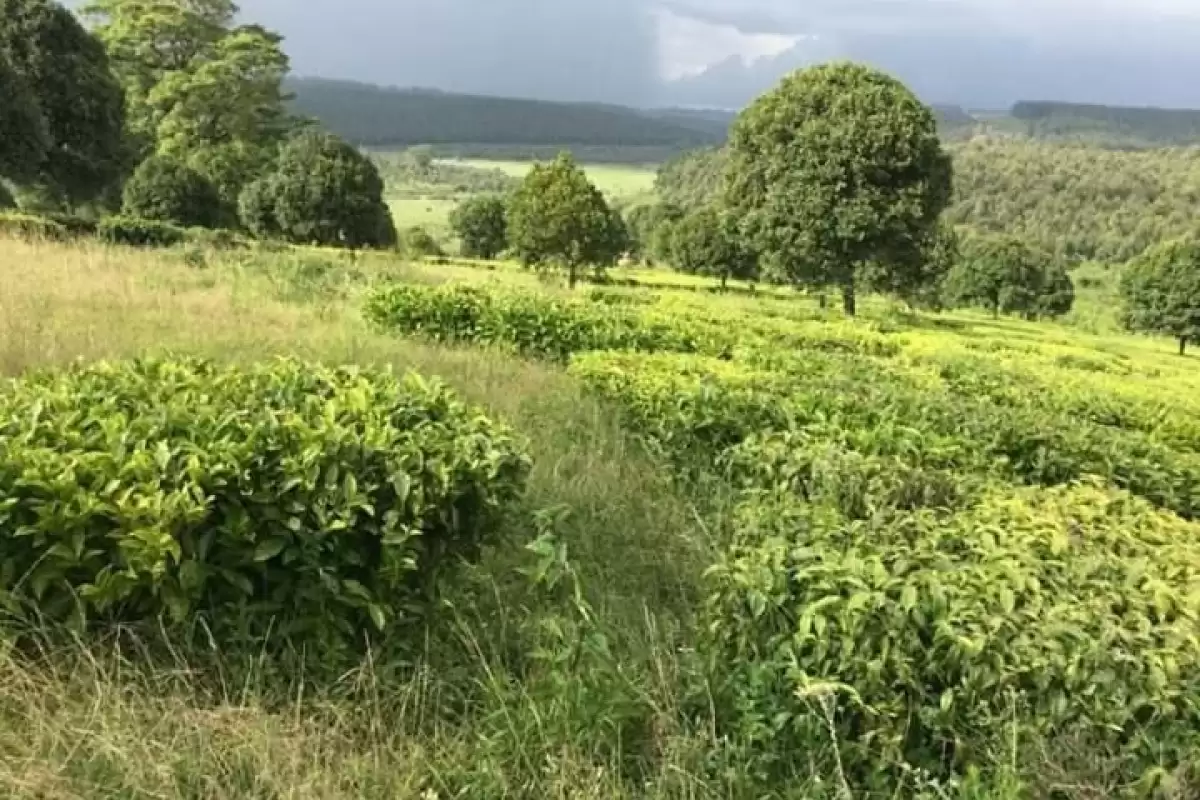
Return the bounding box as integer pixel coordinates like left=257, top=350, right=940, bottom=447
left=287, top=78, right=991, bottom=153
left=1011, top=101, right=1200, bottom=147
left=286, top=78, right=725, bottom=150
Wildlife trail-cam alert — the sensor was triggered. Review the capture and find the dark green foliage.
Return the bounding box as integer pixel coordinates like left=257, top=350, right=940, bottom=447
left=449, top=195, right=507, bottom=259
left=246, top=131, right=397, bottom=249
left=0, top=181, right=15, bottom=210
left=862, top=222, right=960, bottom=310
left=0, top=357, right=530, bottom=662
left=365, top=284, right=731, bottom=362
left=122, top=156, right=225, bottom=229
left=285, top=77, right=723, bottom=149
left=0, top=51, right=48, bottom=184
left=0, top=0, right=128, bottom=204
left=724, top=63, right=953, bottom=316
left=97, top=215, right=187, bottom=248
left=507, top=154, right=625, bottom=287
left=669, top=206, right=758, bottom=287
left=1121, top=239, right=1200, bottom=355
left=946, top=234, right=1074, bottom=319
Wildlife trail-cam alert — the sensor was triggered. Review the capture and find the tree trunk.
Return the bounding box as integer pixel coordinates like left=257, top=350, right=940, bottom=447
left=721, top=273, right=728, bottom=291
left=818, top=293, right=828, bottom=310
left=568, top=263, right=577, bottom=290
left=841, top=283, right=857, bottom=317
left=1181, top=336, right=1188, bottom=356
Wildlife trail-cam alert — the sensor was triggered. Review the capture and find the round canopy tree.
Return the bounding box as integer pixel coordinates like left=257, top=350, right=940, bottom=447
left=724, top=62, right=952, bottom=316
left=450, top=194, right=507, bottom=260
left=507, top=153, right=624, bottom=288
left=946, top=233, right=1072, bottom=319
left=1121, top=239, right=1200, bottom=355
left=257, top=130, right=397, bottom=249
left=0, top=0, right=127, bottom=205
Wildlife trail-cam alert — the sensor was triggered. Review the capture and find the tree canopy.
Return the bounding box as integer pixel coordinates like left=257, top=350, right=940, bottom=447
left=945, top=233, right=1073, bottom=319
left=724, top=62, right=952, bottom=316
left=506, top=153, right=626, bottom=287
left=85, top=0, right=294, bottom=208
left=1120, top=239, right=1200, bottom=355
left=450, top=195, right=508, bottom=260
left=669, top=206, right=758, bottom=287
left=0, top=0, right=127, bottom=205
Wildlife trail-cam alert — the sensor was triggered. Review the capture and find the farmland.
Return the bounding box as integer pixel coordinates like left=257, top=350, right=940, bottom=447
left=2, top=231, right=1199, bottom=798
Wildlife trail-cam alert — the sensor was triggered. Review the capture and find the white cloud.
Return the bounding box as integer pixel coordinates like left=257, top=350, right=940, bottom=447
left=654, top=6, right=800, bottom=79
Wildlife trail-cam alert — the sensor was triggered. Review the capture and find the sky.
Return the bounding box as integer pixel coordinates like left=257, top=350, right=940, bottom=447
left=119, top=0, right=1200, bottom=110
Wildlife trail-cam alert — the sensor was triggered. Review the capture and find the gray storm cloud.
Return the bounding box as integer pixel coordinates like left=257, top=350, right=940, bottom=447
left=243, top=0, right=659, bottom=105
left=68, top=0, right=1200, bottom=109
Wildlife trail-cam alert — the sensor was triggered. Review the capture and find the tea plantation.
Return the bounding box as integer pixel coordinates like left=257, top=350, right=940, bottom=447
left=2, top=235, right=1200, bottom=798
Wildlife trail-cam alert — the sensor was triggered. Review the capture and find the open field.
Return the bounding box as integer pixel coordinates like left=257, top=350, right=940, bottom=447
left=442, top=159, right=658, bottom=200
left=3, top=232, right=1200, bottom=797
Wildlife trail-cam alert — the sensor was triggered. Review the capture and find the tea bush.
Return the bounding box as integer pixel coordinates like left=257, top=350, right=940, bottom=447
left=0, top=357, right=530, bottom=660
left=705, top=481, right=1200, bottom=789
left=365, top=283, right=731, bottom=361
left=97, top=216, right=187, bottom=248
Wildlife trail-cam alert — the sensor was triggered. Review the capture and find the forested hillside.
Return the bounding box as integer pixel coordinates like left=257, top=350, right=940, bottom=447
left=287, top=78, right=724, bottom=149
left=656, top=137, right=1200, bottom=263
left=1012, top=101, right=1200, bottom=147
left=947, top=138, right=1200, bottom=261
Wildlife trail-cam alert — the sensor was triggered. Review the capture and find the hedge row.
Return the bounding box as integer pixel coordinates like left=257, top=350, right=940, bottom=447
left=0, top=357, right=530, bottom=661
left=364, top=283, right=735, bottom=361
left=573, top=346, right=1200, bottom=787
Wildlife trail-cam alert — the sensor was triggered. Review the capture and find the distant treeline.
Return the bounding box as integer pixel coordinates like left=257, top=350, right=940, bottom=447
left=654, top=137, right=1200, bottom=264
left=1011, top=101, right=1200, bottom=147
left=287, top=78, right=724, bottom=151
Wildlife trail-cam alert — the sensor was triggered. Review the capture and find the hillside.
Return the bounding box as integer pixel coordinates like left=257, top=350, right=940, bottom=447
left=287, top=78, right=725, bottom=150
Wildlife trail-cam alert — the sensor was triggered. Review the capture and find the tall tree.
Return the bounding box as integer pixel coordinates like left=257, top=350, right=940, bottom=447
left=1121, top=239, right=1200, bottom=356
left=82, top=0, right=236, bottom=151
left=0, top=0, right=127, bottom=205
left=149, top=24, right=293, bottom=205
left=724, top=62, right=952, bottom=316
left=506, top=153, right=624, bottom=288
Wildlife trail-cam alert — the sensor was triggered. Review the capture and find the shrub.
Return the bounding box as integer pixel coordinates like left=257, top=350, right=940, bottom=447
left=122, top=155, right=225, bottom=229
left=0, top=357, right=530, bottom=661
left=403, top=225, right=444, bottom=258
left=184, top=226, right=250, bottom=250
left=0, top=210, right=67, bottom=241
left=97, top=215, right=187, bottom=248
left=704, top=482, right=1200, bottom=787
